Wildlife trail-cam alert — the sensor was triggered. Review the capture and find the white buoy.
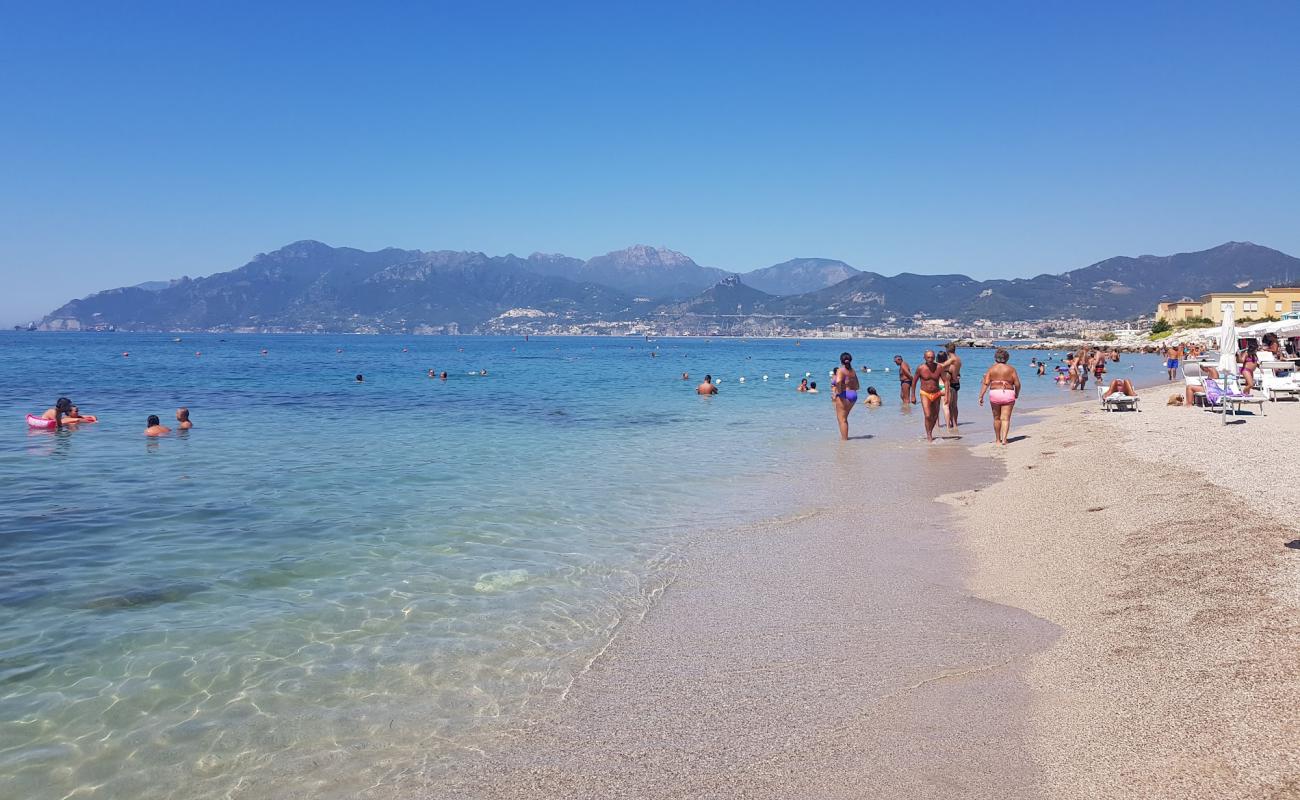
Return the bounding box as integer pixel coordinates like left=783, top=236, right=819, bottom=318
left=739, top=377, right=746, bottom=383
left=883, top=367, right=890, bottom=373
left=865, top=368, right=872, bottom=373
left=762, top=375, right=768, bottom=380
left=784, top=373, right=790, bottom=379
left=805, top=372, right=811, bottom=377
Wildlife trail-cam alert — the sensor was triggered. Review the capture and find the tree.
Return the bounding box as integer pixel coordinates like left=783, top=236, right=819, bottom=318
left=1151, top=318, right=1172, bottom=334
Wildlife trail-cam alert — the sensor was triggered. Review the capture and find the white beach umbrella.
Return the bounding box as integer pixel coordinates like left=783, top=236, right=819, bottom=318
left=1218, top=313, right=1239, bottom=390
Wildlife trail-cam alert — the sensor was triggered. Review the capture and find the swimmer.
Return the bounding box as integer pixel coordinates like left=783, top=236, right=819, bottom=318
left=807, top=381, right=818, bottom=394
left=440, top=371, right=448, bottom=380
left=480, top=369, right=488, bottom=376
left=63, top=404, right=98, bottom=424
left=831, top=352, right=860, bottom=440
left=41, top=397, right=76, bottom=427
left=175, top=407, right=193, bottom=430
left=144, top=415, right=172, bottom=436
left=864, top=386, right=881, bottom=406
left=355, top=374, right=364, bottom=383
left=978, top=349, right=1021, bottom=446
left=682, top=372, right=690, bottom=381
left=797, top=378, right=809, bottom=392
left=428, top=369, right=436, bottom=378
left=696, top=375, right=718, bottom=395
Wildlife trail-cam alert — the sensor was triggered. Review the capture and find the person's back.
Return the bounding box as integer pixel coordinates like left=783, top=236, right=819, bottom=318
left=697, top=375, right=718, bottom=395
left=144, top=415, right=171, bottom=436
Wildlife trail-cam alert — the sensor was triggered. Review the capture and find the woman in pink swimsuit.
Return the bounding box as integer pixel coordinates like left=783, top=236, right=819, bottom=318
left=978, top=349, right=1022, bottom=446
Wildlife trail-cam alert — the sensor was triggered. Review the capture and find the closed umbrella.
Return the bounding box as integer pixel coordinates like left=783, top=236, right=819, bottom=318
left=1217, top=314, right=1239, bottom=423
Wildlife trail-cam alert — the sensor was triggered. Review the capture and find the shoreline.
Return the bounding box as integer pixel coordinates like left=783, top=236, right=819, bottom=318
left=948, top=385, right=1300, bottom=798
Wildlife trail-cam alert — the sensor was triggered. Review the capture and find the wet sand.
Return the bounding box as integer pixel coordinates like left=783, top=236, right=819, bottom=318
left=947, top=387, right=1300, bottom=798
left=399, top=388, right=1300, bottom=798
left=408, top=437, right=1061, bottom=799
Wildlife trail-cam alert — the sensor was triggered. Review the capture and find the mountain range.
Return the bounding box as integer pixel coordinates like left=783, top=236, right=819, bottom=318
left=35, top=241, right=1300, bottom=333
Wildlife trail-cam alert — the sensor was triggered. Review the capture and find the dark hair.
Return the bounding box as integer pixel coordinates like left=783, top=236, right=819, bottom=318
left=147, top=415, right=160, bottom=427
left=840, top=352, right=853, bottom=367
left=995, top=348, right=1010, bottom=363
left=704, top=374, right=712, bottom=382
left=866, top=386, right=878, bottom=395
left=809, top=381, right=817, bottom=389
left=355, top=374, right=364, bottom=381
left=55, top=397, right=72, bottom=413
left=936, top=352, right=949, bottom=363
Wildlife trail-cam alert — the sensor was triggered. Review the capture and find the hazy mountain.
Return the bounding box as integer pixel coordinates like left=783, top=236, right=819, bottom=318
left=39, top=241, right=631, bottom=332
left=657, top=275, right=775, bottom=316
left=741, top=258, right=860, bottom=296
left=573, top=245, right=731, bottom=299
left=36, top=240, right=1300, bottom=331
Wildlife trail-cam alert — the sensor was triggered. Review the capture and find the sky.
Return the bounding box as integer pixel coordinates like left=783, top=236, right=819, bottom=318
left=2, top=1, right=1299, bottom=325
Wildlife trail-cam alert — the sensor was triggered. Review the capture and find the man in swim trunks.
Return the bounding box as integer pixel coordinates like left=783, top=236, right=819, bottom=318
left=696, top=375, right=718, bottom=395
left=894, top=355, right=913, bottom=405
left=912, top=350, right=945, bottom=442
left=944, top=342, right=963, bottom=426
left=1165, top=343, right=1183, bottom=381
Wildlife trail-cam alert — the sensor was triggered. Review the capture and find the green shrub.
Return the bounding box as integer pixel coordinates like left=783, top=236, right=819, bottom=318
left=1151, top=319, right=1172, bottom=334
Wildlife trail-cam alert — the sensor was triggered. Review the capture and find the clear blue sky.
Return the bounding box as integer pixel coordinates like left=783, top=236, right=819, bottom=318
left=2, top=1, right=1298, bottom=325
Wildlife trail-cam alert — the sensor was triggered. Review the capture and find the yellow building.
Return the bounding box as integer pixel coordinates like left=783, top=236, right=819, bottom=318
left=1155, top=287, right=1300, bottom=324
left=1156, top=300, right=1204, bottom=323
left=1201, top=291, right=1267, bottom=323
left=1263, top=287, right=1300, bottom=317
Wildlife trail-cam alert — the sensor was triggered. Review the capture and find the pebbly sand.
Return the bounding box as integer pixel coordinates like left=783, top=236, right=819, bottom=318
left=947, top=386, right=1300, bottom=798
left=400, top=388, right=1300, bottom=799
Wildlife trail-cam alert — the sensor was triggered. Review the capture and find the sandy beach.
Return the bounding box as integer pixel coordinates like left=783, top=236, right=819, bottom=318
left=949, top=387, right=1300, bottom=798
left=403, top=387, right=1300, bottom=799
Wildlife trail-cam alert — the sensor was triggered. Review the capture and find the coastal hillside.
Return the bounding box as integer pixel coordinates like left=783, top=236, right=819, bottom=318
left=740, top=258, right=860, bottom=296
left=35, top=241, right=1300, bottom=333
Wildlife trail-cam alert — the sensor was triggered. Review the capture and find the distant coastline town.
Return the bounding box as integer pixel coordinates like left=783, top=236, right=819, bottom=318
left=18, top=240, right=1300, bottom=350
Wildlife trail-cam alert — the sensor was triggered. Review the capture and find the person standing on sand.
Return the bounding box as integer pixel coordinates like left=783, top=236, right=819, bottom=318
left=978, top=348, right=1021, bottom=446
left=696, top=375, right=718, bottom=395
left=894, top=355, right=913, bottom=405
left=830, top=352, right=860, bottom=441
left=1165, top=343, right=1183, bottom=381
left=912, top=350, right=945, bottom=442
left=943, top=342, right=963, bottom=426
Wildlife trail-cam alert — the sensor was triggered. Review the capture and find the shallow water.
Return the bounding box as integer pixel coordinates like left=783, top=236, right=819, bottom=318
left=0, top=333, right=1167, bottom=798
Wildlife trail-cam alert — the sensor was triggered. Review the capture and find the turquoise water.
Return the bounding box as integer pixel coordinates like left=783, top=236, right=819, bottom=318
left=0, top=333, right=1166, bottom=798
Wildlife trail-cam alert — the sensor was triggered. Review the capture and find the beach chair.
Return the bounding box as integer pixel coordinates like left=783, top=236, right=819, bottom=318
left=1181, top=362, right=1207, bottom=406
left=1096, top=385, right=1139, bottom=411
left=1202, top=378, right=1266, bottom=424
left=1257, top=361, right=1300, bottom=402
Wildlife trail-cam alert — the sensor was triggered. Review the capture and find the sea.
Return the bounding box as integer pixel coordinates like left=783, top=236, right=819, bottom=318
left=0, top=332, right=1168, bottom=799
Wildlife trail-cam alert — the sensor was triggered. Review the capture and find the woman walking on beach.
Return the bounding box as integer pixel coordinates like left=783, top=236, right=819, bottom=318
left=831, top=352, right=860, bottom=440
left=978, top=349, right=1021, bottom=446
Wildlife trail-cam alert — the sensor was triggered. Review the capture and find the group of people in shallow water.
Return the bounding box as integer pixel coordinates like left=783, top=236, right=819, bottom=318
left=832, top=344, right=1021, bottom=444
left=34, top=398, right=193, bottom=436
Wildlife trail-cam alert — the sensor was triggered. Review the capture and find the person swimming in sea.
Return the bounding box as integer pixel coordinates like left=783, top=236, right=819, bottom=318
left=440, top=371, right=448, bottom=380
left=831, top=352, right=860, bottom=440
left=797, top=378, right=809, bottom=392
left=864, top=386, right=881, bottom=406
left=144, top=415, right=172, bottom=436
left=41, top=397, right=84, bottom=427
left=175, top=408, right=193, bottom=430
left=807, top=381, right=818, bottom=394
left=355, top=374, right=364, bottom=383
left=63, top=404, right=98, bottom=424
left=696, top=374, right=718, bottom=395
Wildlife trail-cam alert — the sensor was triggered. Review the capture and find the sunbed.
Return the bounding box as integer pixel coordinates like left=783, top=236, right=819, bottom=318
left=1181, top=362, right=1207, bottom=406
left=1096, top=385, right=1140, bottom=411
left=1257, top=361, right=1300, bottom=401
left=1202, top=377, right=1266, bottom=423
